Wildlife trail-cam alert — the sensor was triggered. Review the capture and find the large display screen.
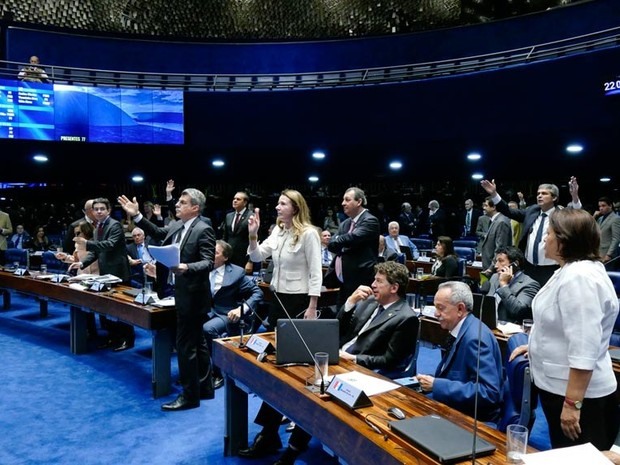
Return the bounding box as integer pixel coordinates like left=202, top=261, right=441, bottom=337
left=0, top=79, right=184, bottom=144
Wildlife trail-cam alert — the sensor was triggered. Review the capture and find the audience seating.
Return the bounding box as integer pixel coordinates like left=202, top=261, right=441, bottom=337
left=41, top=251, right=68, bottom=274
left=453, top=239, right=478, bottom=249
left=454, top=246, right=476, bottom=262
left=499, top=332, right=537, bottom=432
left=607, top=271, right=620, bottom=346
left=5, top=248, right=29, bottom=267
left=411, top=237, right=433, bottom=251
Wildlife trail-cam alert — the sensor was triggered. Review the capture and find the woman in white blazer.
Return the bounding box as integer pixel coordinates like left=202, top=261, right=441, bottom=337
left=511, top=208, right=619, bottom=450
left=247, top=189, right=322, bottom=329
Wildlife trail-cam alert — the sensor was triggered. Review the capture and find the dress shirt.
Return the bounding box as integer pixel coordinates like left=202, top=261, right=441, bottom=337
left=210, top=265, right=225, bottom=295
left=526, top=208, right=556, bottom=266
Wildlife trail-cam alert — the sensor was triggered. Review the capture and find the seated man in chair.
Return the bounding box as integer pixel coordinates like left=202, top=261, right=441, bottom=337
left=203, top=240, right=262, bottom=388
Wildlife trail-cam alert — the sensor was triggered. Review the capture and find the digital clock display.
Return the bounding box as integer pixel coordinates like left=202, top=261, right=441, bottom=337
left=603, top=78, right=620, bottom=96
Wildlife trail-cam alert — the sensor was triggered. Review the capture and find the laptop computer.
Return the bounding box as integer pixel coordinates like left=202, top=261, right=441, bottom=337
left=275, top=319, right=340, bottom=365
left=472, top=293, right=498, bottom=330
left=388, top=415, right=496, bottom=464
left=399, top=245, right=415, bottom=261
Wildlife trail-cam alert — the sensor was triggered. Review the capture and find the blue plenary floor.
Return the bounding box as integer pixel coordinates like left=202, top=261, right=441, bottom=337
left=0, top=292, right=550, bottom=465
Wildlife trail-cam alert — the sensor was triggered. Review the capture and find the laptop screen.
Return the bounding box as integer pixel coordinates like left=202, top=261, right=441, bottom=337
left=472, top=293, right=497, bottom=329
left=275, top=319, right=340, bottom=365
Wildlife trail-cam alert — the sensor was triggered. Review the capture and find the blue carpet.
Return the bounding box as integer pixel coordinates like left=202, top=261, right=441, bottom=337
left=0, top=293, right=550, bottom=465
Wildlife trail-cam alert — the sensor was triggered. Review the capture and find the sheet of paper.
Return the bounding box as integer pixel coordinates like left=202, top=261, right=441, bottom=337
left=148, top=244, right=180, bottom=268
left=335, top=370, right=399, bottom=396
left=522, top=442, right=613, bottom=465
left=497, top=322, right=523, bottom=335
left=153, top=297, right=176, bottom=308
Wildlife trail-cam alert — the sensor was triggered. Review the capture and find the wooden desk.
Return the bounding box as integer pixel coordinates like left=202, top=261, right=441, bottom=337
left=0, top=270, right=175, bottom=398
left=257, top=281, right=340, bottom=308
left=213, top=333, right=517, bottom=464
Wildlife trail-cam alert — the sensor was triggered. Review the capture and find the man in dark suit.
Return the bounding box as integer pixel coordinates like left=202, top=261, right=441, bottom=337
left=417, top=281, right=504, bottom=424
left=221, top=191, right=252, bottom=269
left=69, top=197, right=134, bottom=351
left=203, top=240, right=263, bottom=388
left=119, top=188, right=216, bottom=411
left=377, top=234, right=398, bottom=262
left=480, top=176, right=582, bottom=285
left=461, top=198, right=481, bottom=237
left=327, top=187, right=379, bottom=304
left=246, top=261, right=419, bottom=464
left=480, top=246, right=540, bottom=324
left=479, top=196, right=512, bottom=276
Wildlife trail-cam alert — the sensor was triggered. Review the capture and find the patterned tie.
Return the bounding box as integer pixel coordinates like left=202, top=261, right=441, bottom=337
left=532, top=213, right=547, bottom=265
left=323, top=248, right=330, bottom=265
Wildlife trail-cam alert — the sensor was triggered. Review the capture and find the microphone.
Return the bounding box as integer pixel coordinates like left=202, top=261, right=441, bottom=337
left=238, top=299, right=247, bottom=348
left=269, top=284, right=327, bottom=395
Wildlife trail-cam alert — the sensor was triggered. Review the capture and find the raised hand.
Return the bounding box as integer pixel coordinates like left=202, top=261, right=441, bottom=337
left=247, top=207, right=260, bottom=236
left=480, top=179, right=497, bottom=196
left=118, top=195, right=140, bottom=216
left=153, top=204, right=162, bottom=216
left=165, top=179, right=175, bottom=199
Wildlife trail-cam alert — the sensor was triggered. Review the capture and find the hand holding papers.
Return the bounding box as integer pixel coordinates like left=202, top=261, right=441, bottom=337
left=147, top=243, right=180, bottom=268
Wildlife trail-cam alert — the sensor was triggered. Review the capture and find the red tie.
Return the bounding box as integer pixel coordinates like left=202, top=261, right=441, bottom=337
left=97, top=222, right=104, bottom=240
left=233, top=212, right=241, bottom=231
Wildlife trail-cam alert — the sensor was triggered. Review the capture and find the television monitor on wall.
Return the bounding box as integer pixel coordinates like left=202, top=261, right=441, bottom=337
left=0, top=79, right=184, bottom=144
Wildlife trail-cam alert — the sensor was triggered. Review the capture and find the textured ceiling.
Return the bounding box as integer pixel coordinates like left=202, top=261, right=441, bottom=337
left=0, top=0, right=582, bottom=40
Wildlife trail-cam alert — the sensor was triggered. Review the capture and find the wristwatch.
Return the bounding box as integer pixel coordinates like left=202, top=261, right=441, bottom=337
left=564, top=397, right=583, bottom=409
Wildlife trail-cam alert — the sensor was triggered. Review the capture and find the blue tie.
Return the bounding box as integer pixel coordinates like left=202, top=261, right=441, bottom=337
left=532, top=213, right=547, bottom=265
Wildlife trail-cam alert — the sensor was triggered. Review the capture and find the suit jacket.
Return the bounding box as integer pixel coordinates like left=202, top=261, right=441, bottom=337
left=82, top=217, right=131, bottom=281
left=222, top=209, right=251, bottom=268
left=462, top=208, right=482, bottom=237
left=482, top=271, right=541, bottom=323
left=432, top=313, right=504, bottom=423
left=9, top=232, right=32, bottom=250
left=126, top=240, right=152, bottom=286
left=0, top=210, right=13, bottom=251
left=211, top=263, right=262, bottom=322
left=338, top=297, right=419, bottom=370
left=137, top=215, right=215, bottom=313
left=598, top=212, right=620, bottom=258
left=428, top=208, right=447, bottom=239
left=480, top=213, right=512, bottom=270
left=378, top=245, right=399, bottom=262
left=385, top=234, right=420, bottom=259
left=327, top=210, right=380, bottom=295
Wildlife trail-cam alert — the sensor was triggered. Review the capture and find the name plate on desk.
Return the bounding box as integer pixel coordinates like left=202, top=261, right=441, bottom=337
left=245, top=334, right=275, bottom=355
left=326, top=375, right=372, bottom=409
left=417, top=256, right=432, bottom=263
left=51, top=274, right=69, bottom=283
left=134, top=291, right=157, bottom=305
left=13, top=268, right=29, bottom=276
left=89, top=281, right=110, bottom=292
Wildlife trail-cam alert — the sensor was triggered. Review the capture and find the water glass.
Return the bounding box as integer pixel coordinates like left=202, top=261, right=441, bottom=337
left=522, top=319, right=533, bottom=334
left=40, top=264, right=47, bottom=274
left=314, top=352, right=329, bottom=386
left=416, top=267, right=424, bottom=279
left=506, top=424, right=528, bottom=464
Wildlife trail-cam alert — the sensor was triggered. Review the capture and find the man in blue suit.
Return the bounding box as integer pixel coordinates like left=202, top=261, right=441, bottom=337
left=203, top=240, right=263, bottom=388
left=417, top=281, right=504, bottom=423
left=385, top=221, right=419, bottom=260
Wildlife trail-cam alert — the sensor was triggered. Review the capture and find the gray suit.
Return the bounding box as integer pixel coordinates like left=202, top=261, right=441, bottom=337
left=480, top=213, right=512, bottom=271
left=482, top=271, right=541, bottom=323
left=598, top=212, right=620, bottom=260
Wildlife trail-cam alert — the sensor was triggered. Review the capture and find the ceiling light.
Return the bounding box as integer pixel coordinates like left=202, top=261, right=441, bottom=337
left=33, top=154, right=48, bottom=162
left=600, top=177, right=611, bottom=183
left=467, top=152, right=481, bottom=161
left=312, top=151, right=326, bottom=160
left=471, top=173, right=483, bottom=180
left=566, top=144, right=583, bottom=154
left=308, top=175, right=319, bottom=183
left=212, top=159, right=225, bottom=168
left=131, top=175, right=144, bottom=182
left=389, top=161, right=402, bottom=170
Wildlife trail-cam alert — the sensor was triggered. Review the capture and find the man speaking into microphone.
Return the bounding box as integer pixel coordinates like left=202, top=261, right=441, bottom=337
left=240, top=261, right=419, bottom=464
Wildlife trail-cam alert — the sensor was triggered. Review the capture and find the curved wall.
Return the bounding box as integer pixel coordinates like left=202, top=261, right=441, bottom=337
left=5, top=0, right=620, bottom=74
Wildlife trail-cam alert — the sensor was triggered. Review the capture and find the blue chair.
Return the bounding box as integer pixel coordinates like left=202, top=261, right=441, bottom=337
left=5, top=248, right=29, bottom=267
left=411, top=237, right=433, bottom=251
left=499, top=332, right=537, bottom=432
left=454, top=246, right=476, bottom=262
left=453, top=239, right=478, bottom=249
left=607, top=271, right=620, bottom=346
left=41, top=251, right=68, bottom=274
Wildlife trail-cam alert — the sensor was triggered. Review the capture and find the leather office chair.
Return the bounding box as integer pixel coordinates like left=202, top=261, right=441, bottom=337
left=454, top=246, right=476, bottom=262
left=41, top=251, right=68, bottom=274
left=607, top=271, right=620, bottom=346
left=411, top=237, right=433, bottom=252
left=499, top=332, right=537, bottom=432
left=5, top=248, right=29, bottom=267
left=453, top=239, right=478, bottom=249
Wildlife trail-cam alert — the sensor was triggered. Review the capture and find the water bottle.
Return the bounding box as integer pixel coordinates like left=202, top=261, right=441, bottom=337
left=252, top=271, right=259, bottom=284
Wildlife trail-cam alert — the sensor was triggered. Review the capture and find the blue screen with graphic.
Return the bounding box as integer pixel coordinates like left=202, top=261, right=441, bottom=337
left=0, top=79, right=183, bottom=144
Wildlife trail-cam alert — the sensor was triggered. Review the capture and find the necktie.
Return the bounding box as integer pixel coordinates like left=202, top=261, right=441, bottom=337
left=97, top=222, right=104, bottom=240
left=15, top=234, right=22, bottom=248
left=233, top=212, right=241, bottom=231
left=137, top=244, right=144, bottom=260
left=323, top=248, right=330, bottom=265
left=335, top=220, right=355, bottom=282
left=438, top=334, right=457, bottom=374
left=371, top=305, right=385, bottom=324
left=465, top=211, right=471, bottom=233
left=532, top=213, right=547, bottom=265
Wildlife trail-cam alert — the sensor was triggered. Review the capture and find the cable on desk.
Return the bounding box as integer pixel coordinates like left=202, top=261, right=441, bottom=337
left=364, top=414, right=389, bottom=441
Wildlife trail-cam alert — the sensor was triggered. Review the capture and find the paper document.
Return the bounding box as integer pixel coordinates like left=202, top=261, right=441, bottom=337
left=522, top=442, right=613, bottom=464
left=153, top=297, right=176, bottom=308
left=148, top=244, right=180, bottom=268
left=497, top=322, right=523, bottom=335
left=334, top=370, right=399, bottom=397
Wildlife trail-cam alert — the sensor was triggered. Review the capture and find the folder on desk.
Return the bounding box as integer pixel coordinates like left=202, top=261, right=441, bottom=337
left=388, top=415, right=496, bottom=464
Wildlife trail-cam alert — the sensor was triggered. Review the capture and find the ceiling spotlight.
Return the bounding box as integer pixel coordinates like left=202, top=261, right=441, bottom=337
left=566, top=144, right=583, bottom=154
left=471, top=173, right=484, bottom=180
left=33, top=154, right=48, bottom=162
left=308, top=175, right=319, bottom=183
left=131, top=175, right=144, bottom=183
left=467, top=152, right=481, bottom=161
left=312, top=151, right=326, bottom=160
left=389, top=161, right=403, bottom=170
left=600, top=177, right=611, bottom=183
left=212, top=159, right=225, bottom=168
